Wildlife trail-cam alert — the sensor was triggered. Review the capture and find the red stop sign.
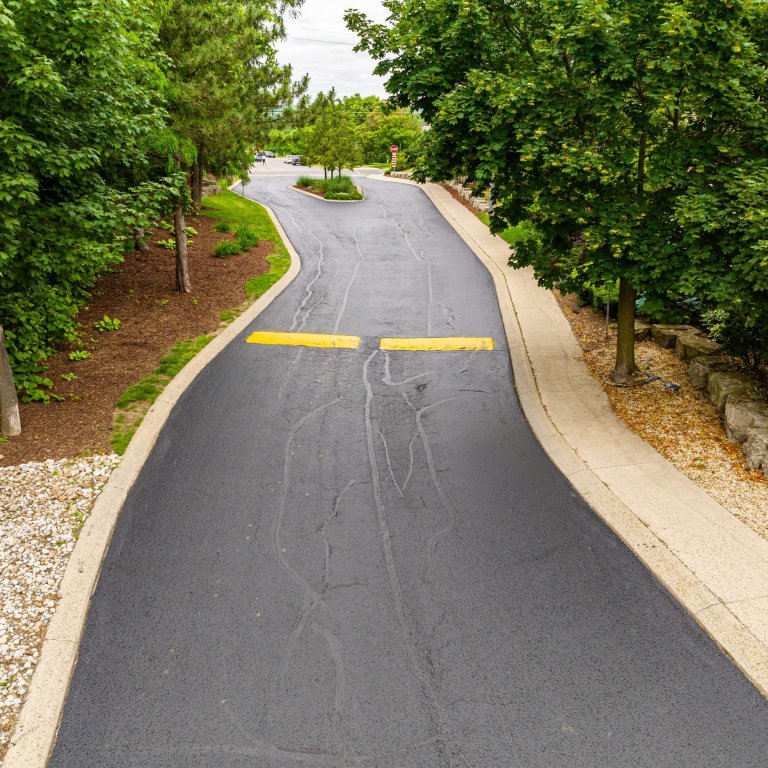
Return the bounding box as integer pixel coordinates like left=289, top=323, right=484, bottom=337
left=391, top=145, right=398, bottom=153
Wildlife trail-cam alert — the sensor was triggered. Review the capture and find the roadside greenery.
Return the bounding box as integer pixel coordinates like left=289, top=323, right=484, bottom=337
left=296, top=175, right=363, bottom=201
left=349, top=0, right=768, bottom=385
left=111, top=190, right=292, bottom=454
left=0, top=0, right=304, bottom=434
left=268, top=91, right=422, bottom=168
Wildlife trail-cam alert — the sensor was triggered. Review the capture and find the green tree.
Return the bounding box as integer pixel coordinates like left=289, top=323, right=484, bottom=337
left=0, top=0, right=170, bottom=408
left=349, top=0, right=768, bottom=385
left=303, top=106, right=362, bottom=178
left=157, top=0, right=304, bottom=290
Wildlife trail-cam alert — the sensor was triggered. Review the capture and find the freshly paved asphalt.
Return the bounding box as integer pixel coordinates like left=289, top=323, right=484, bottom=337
left=51, top=165, right=768, bottom=767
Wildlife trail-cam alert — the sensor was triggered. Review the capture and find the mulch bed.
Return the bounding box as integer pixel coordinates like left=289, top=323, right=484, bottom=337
left=0, top=215, right=271, bottom=466
left=294, top=184, right=326, bottom=198
left=554, top=290, right=768, bottom=539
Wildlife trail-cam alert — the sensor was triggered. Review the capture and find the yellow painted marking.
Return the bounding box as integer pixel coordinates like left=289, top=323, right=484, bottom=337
left=379, top=337, right=495, bottom=352
left=246, top=332, right=361, bottom=349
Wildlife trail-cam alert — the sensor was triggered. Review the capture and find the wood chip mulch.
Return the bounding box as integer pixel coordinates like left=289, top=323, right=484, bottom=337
left=0, top=215, right=272, bottom=466
left=554, top=291, right=768, bottom=541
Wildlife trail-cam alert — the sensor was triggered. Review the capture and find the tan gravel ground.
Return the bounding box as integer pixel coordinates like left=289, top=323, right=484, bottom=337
left=0, top=455, right=119, bottom=760
left=555, top=292, right=768, bottom=541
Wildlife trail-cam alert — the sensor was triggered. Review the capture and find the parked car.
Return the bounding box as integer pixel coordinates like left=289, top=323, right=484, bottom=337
left=289, top=155, right=302, bottom=166
left=264, top=150, right=276, bottom=158
left=283, top=154, right=298, bottom=164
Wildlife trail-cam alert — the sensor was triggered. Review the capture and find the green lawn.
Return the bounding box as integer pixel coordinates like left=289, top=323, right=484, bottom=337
left=111, top=191, right=291, bottom=454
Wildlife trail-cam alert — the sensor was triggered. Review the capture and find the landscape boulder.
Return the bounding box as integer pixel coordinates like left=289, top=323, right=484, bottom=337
left=744, top=429, right=768, bottom=475
left=675, top=332, right=722, bottom=362
left=724, top=397, right=768, bottom=444
left=688, top=356, right=735, bottom=389
left=634, top=321, right=652, bottom=341
left=707, top=371, right=755, bottom=414
left=201, top=182, right=220, bottom=197
left=651, top=324, right=698, bottom=349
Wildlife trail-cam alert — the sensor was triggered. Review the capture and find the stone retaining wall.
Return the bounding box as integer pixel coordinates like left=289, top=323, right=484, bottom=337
left=638, top=321, right=768, bottom=475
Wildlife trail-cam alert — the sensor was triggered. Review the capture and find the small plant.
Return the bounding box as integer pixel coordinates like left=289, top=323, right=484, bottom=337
left=69, top=350, right=92, bottom=361
left=157, top=297, right=170, bottom=307
left=191, top=297, right=199, bottom=305
left=296, top=175, right=316, bottom=187
left=214, top=222, right=231, bottom=233
left=61, top=372, right=78, bottom=381
left=186, top=226, right=198, bottom=236
left=156, top=238, right=175, bottom=250
left=215, top=240, right=242, bottom=258
left=157, top=219, right=173, bottom=231
left=236, top=226, right=259, bottom=249
left=94, top=315, right=121, bottom=332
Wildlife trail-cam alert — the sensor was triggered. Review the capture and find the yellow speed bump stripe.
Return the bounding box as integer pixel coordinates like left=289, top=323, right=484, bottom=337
left=246, top=332, right=362, bottom=349
left=379, top=337, right=494, bottom=352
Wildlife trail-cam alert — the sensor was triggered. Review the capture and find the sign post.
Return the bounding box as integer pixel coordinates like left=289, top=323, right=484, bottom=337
left=390, top=144, right=398, bottom=171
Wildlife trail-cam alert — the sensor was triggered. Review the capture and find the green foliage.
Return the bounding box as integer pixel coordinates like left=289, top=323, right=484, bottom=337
left=236, top=226, right=259, bottom=249
left=214, top=240, right=243, bottom=258
left=703, top=307, right=768, bottom=380
left=0, top=0, right=176, bottom=395
left=295, top=175, right=362, bottom=200
left=156, top=239, right=176, bottom=250
left=214, top=222, right=231, bottom=233
left=60, top=373, right=78, bottom=382
left=94, top=315, right=121, bottom=332
left=68, top=350, right=92, bottom=361
left=185, top=226, right=198, bottom=237
left=159, top=0, right=304, bottom=185
left=349, top=0, right=768, bottom=376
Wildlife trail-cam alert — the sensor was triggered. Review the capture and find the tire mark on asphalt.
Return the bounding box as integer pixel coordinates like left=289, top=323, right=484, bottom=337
left=362, top=350, right=468, bottom=768
left=333, top=261, right=360, bottom=335
left=275, top=397, right=341, bottom=680
left=312, top=622, right=364, bottom=768
left=319, top=479, right=361, bottom=592
left=402, top=391, right=480, bottom=578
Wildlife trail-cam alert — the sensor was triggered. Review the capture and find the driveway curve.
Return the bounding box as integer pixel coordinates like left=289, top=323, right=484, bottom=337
left=50, top=168, right=768, bottom=767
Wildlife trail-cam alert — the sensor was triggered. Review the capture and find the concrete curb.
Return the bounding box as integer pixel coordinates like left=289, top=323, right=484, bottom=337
left=369, top=174, right=768, bottom=699
left=3, top=202, right=302, bottom=768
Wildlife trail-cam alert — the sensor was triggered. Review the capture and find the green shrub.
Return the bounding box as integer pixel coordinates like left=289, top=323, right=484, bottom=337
left=236, top=226, right=259, bottom=249
left=323, top=175, right=357, bottom=195
left=214, top=222, right=231, bottom=233
left=68, top=350, right=92, bottom=361
left=214, top=239, right=242, bottom=258
left=94, top=315, right=121, bottom=332
left=702, top=306, right=768, bottom=383
left=326, top=190, right=363, bottom=201
left=156, top=238, right=175, bottom=250
left=296, top=175, right=316, bottom=187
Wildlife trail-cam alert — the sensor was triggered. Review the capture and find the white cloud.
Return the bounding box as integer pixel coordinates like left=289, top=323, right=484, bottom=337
left=277, top=0, right=390, bottom=97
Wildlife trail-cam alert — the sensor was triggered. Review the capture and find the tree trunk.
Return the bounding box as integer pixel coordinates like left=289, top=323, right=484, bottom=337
left=133, top=227, right=149, bottom=252
left=324, top=167, right=328, bottom=179
left=609, top=278, right=639, bottom=384
left=191, top=143, right=204, bottom=209
left=174, top=200, right=191, bottom=293
left=0, top=325, right=21, bottom=436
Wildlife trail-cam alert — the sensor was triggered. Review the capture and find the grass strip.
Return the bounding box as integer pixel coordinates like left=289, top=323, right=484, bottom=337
left=111, top=191, right=292, bottom=455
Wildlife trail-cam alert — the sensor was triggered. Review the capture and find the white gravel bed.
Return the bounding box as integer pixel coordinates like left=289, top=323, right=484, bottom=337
left=0, top=455, right=120, bottom=759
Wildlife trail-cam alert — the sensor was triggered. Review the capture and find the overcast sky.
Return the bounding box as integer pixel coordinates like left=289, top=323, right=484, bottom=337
left=277, top=0, right=390, bottom=98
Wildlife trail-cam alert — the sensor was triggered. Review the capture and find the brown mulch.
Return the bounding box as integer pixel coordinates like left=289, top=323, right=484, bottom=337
left=0, top=215, right=271, bottom=466
left=295, top=184, right=325, bottom=198
left=440, top=183, right=484, bottom=215
left=554, top=290, right=768, bottom=539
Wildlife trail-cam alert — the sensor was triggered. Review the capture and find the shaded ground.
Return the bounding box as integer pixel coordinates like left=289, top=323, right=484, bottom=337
left=0, top=214, right=271, bottom=466
left=555, top=291, right=768, bottom=539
